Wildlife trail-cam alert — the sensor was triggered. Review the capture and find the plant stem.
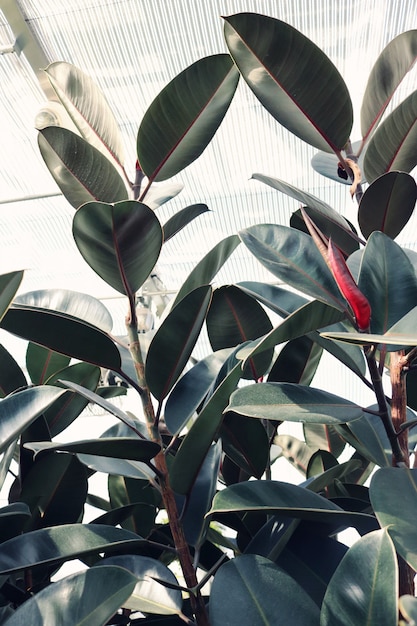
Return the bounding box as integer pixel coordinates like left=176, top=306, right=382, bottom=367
left=125, top=316, right=210, bottom=626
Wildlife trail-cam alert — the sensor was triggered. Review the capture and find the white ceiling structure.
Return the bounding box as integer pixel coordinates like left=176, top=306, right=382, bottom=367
left=0, top=0, right=417, bottom=337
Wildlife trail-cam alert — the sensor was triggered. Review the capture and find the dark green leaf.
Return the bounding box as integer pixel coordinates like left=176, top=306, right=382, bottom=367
left=268, top=336, right=323, bottom=385
left=0, top=271, right=23, bottom=322
left=108, top=475, right=158, bottom=536
left=361, top=30, right=417, bottom=143
left=0, top=344, right=26, bottom=398
left=0, top=503, right=31, bottom=543
left=0, top=386, right=65, bottom=454
left=239, top=224, right=346, bottom=311
left=2, top=565, right=137, bottom=626
left=173, top=235, right=240, bottom=307
left=73, top=200, right=163, bottom=297
left=221, top=413, right=269, bottom=479
left=320, top=530, right=398, bottom=626
left=163, top=204, right=209, bottom=242
left=146, top=285, right=212, bottom=401
left=210, top=554, right=320, bottom=626
left=358, top=172, right=416, bottom=240
left=137, top=54, right=239, bottom=182
left=307, top=450, right=338, bottom=479
left=1, top=306, right=122, bottom=371
left=238, top=281, right=308, bottom=316
left=224, top=12, right=352, bottom=153
left=26, top=343, right=71, bottom=386
left=227, top=382, right=363, bottom=424
left=341, top=411, right=391, bottom=468
left=26, top=438, right=160, bottom=463
left=38, top=127, right=128, bottom=208
left=363, top=91, right=417, bottom=183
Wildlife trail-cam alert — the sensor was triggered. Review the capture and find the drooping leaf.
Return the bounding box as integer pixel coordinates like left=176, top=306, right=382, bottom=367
left=360, top=30, right=417, bottom=144
left=163, top=204, right=210, bottom=243
left=239, top=224, right=346, bottom=311
left=137, top=54, right=239, bottom=182
left=0, top=524, right=144, bottom=574
left=26, top=342, right=71, bottom=386
left=0, top=386, right=65, bottom=455
left=15, top=288, right=113, bottom=332
left=45, top=61, right=126, bottom=167
left=172, top=235, right=240, bottom=307
left=95, top=555, right=182, bottom=615
left=268, top=335, right=322, bottom=386
left=358, top=171, right=416, bottom=240
left=1, top=306, right=122, bottom=371
left=73, top=200, right=163, bottom=297
left=226, top=382, right=363, bottom=424
left=146, top=285, right=212, bottom=401
left=370, top=468, right=417, bottom=571
left=0, top=271, right=23, bottom=322
left=224, top=12, right=352, bottom=153
left=26, top=438, right=160, bottom=463
left=320, top=530, right=398, bottom=626
left=38, top=127, right=129, bottom=209
left=363, top=90, right=417, bottom=183
left=2, top=565, right=137, bottom=626
left=358, top=231, right=417, bottom=335
left=210, top=554, right=320, bottom=626
left=252, top=173, right=360, bottom=254
left=0, top=344, right=26, bottom=397
left=311, top=140, right=365, bottom=185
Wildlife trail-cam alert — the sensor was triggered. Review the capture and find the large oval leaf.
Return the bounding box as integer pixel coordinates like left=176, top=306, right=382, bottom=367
left=146, top=285, right=212, bottom=401
left=360, top=30, right=417, bottom=144
left=239, top=224, right=346, bottom=311
left=370, top=468, right=417, bottom=571
left=210, top=554, right=320, bottom=626
left=2, top=565, right=137, bottom=626
left=358, top=171, right=416, bottom=240
left=38, top=127, right=129, bottom=209
left=226, top=382, right=363, bottom=424
left=45, top=61, right=125, bottom=167
left=0, top=271, right=23, bottom=322
left=137, top=54, right=239, bottom=182
left=268, top=335, right=323, bottom=386
left=224, top=13, right=352, bottom=153
left=320, top=529, right=398, bottom=626
left=0, top=386, right=65, bottom=455
left=1, top=306, right=122, bottom=371
left=73, top=200, right=163, bottom=297
left=363, top=90, right=417, bottom=183
left=26, top=438, right=160, bottom=463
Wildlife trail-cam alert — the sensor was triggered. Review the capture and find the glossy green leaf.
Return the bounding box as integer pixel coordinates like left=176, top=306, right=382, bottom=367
left=146, top=285, right=212, bottom=401
left=321, top=330, right=417, bottom=348
left=82, top=455, right=156, bottom=482
left=340, top=412, right=393, bottom=468
left=19, top=453, right=88, bottom=529
left=363, top=91, right=417, bottom=183
left=42, top=362, right=101, bottom=436
left=370, top=468, right=417, bottom=571
left=170, top=361, right=242, bottom=495
left=0, top=503, right=31, bottom=543
left=224, top=13, right=352, bottom=153
left=26, top=342, right=71, bottom=386
left=2, top=565, right=137, bottom=626
left=358, top=172, right=416, bottom=240
left=0, top=271, right=23, bottom=322
left=207, top=285, right=273, bottom=380
left=45, top=61, right=125, bottom=167
left=95, top=555, right=182, bottom=615
left=108, top=475, right=158, bottom=536
left=320, top=529, right=398, bottom=626
left=38, top=127, right=128, bottom=209
left=253, top=173, right=359, bottom=254
left=15, top=288, right=113, bottom=332
left=73, top=200, right=163, bottom=297
left=239, top=224, right=346, bottom=311
left=210, top=554, right=320, bottom=626
left=0, top=344, right=26, bottom=397
left=307, top=450, right=338, bottom=479
left=221, top=413, right=269, bottom=479
left=268, top=336, right=323, bottom=386
left=164, top=348, right=232, bottom=436
left=358, top=231, right=417, bottom=335
left=208, top=480, right=374, bottom=528
left=173, top=234, right=240, bottom=307
left=227, top=382, right=363, bottom=424
left=361, top=30, right=417, bottom=143
left=163, top=203, right=209, bottom=243
left=1, top=306, right=122, bottom=371
left=0, top=386, right=65, bottom=454
left=400, top=595, right=417, bottom=624
left=26, top=438, right=160, bottom=462
left=137, top=54, right=239, bottom=182
left=0, top=524, right=143, bottom=574
left=303, top=423, right=346, bottom=458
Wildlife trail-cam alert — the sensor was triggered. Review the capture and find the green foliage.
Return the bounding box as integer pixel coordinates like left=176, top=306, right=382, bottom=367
left=1, top=9, right=417, bottom=625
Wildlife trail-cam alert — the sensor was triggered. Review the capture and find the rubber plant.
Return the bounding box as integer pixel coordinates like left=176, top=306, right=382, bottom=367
left=0, top=11, right=416, bottom=626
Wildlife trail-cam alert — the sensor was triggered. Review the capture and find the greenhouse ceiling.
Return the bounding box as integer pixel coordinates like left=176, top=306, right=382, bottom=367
left=0, top=0, right=416, bottom=332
